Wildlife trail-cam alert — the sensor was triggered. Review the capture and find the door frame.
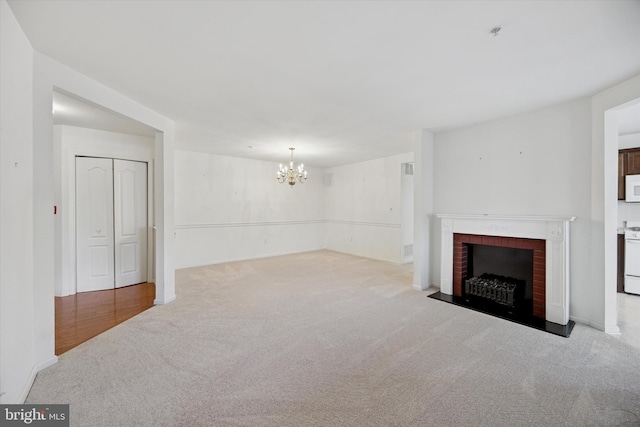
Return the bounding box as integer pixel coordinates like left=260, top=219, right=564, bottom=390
left=30, top=60, right=174, bottom=384
left=603, top=96, right=640, bottom=334
left=56, top=128, right=155, bottom=296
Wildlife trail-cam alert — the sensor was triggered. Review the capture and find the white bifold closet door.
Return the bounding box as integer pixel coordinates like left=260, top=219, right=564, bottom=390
left=76, top=157, right=147, bottom=293
left=113, top=159, right=148, bottom=288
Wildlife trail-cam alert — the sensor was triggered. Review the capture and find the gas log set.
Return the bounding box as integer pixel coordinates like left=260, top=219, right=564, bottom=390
left=464, top=273, right=524, bottom=309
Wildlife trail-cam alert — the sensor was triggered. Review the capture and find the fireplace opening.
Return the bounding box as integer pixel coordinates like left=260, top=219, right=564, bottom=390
left=469, top=245, right=533, bottom=294
left=464, top=244, right=533, bottom=316
left=450, top=233, right=546, bottom=321
left=462, top=244, right=533, bottom=316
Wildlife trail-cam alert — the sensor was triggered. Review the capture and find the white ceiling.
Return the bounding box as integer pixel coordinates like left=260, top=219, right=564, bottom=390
left=9, top=0, right=640, bottom=167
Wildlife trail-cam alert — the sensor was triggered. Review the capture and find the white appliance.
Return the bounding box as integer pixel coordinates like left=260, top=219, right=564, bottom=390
left=625, top=174, right=640, bottom=202
left=624, top=221, right=640, bottom=295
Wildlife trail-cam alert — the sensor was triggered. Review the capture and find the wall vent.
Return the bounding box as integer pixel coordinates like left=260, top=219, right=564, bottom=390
left=402, top=163, right=414, bottom=175
left=403, top=244, right=413, bottom=258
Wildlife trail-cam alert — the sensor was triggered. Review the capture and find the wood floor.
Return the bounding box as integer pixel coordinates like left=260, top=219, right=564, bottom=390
left=55, top=282, right=155, bottom=355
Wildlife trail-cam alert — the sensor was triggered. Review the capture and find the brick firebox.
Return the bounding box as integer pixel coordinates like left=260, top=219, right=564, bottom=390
left=453, top=233, right=546, bottom=319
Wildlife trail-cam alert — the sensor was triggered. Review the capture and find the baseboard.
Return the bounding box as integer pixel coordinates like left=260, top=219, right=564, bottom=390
left=413, top=283, right=439, bottom=291
left=35, top=356, right=58, bottom=373
left=175, top=248, right=326, bottom=270
left=325, top=248, right=401, bottom=264
left=569, top=315, right=610, bottom=333
left=604, top=324, right=621, bottom=335
left=569, top=315, right=589, bottom=326
left=154, top=294, right=176, bottom=305
left=15, top=356, right=58, bottom=404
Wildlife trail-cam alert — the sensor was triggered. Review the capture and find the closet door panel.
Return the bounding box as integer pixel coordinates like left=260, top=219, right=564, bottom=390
left=114, top=159, right=148, bottom=288
left=76, top=157, right=115, bottom=292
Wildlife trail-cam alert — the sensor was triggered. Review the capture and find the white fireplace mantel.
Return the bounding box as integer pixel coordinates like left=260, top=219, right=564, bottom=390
left=436, top=214, right=576, bottom=325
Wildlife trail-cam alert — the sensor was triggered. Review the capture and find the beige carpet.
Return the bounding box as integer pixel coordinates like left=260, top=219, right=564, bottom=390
left=27, top=250, right=640, bottom=426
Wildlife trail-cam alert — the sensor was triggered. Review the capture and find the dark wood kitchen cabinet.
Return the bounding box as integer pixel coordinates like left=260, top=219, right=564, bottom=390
left=627, top=150, right=640, bottom=174
left=618, top=234, right=625, bottom=293
left=619, top=152, right=626, bottom=200
left=618, top=148, right=640, bottom=200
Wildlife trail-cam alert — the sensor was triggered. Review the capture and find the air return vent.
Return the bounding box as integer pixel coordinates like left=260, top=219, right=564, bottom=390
left=403, top=244, right=413, bottom=258
left=402, top=163, right=414, bottom=175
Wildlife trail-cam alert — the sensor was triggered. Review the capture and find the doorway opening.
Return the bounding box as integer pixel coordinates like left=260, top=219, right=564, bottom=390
left=611, top=98, right=640, bottom=349
left=53, top=90, right=157, bottom=296
left=52, top=89, right=161, bottom=354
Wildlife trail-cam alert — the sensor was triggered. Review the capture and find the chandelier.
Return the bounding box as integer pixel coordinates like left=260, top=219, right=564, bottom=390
left=277, top=147, right=308, bottom=186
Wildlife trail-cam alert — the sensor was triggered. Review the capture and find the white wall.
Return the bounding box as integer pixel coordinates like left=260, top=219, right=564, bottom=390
left=431, top=98, right=593, bottom=323
left=413, top=130, right=434, bottom=290
left=174, top=149, right=414, bottom=268
left=617, top=202, right=640, bottom=230
left=0, top=0, right=38, bottom=404
left=400, top=161, right=414, bottom=263
left=324, top=152, right=414, bottom=263
left=54, top=125, right=155, bottom=296
left=174, top=150, right=325, bottom=268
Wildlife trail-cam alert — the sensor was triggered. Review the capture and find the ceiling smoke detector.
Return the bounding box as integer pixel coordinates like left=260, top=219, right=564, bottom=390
left=490, top=26, right=502, bottom=37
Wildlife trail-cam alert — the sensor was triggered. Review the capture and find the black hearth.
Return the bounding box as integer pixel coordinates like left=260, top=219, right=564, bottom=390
left=428, top=290, right=573, bottom=337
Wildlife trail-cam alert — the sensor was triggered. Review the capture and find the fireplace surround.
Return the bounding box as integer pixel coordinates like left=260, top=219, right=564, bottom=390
left=432, top=214, right=576, bottom=336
